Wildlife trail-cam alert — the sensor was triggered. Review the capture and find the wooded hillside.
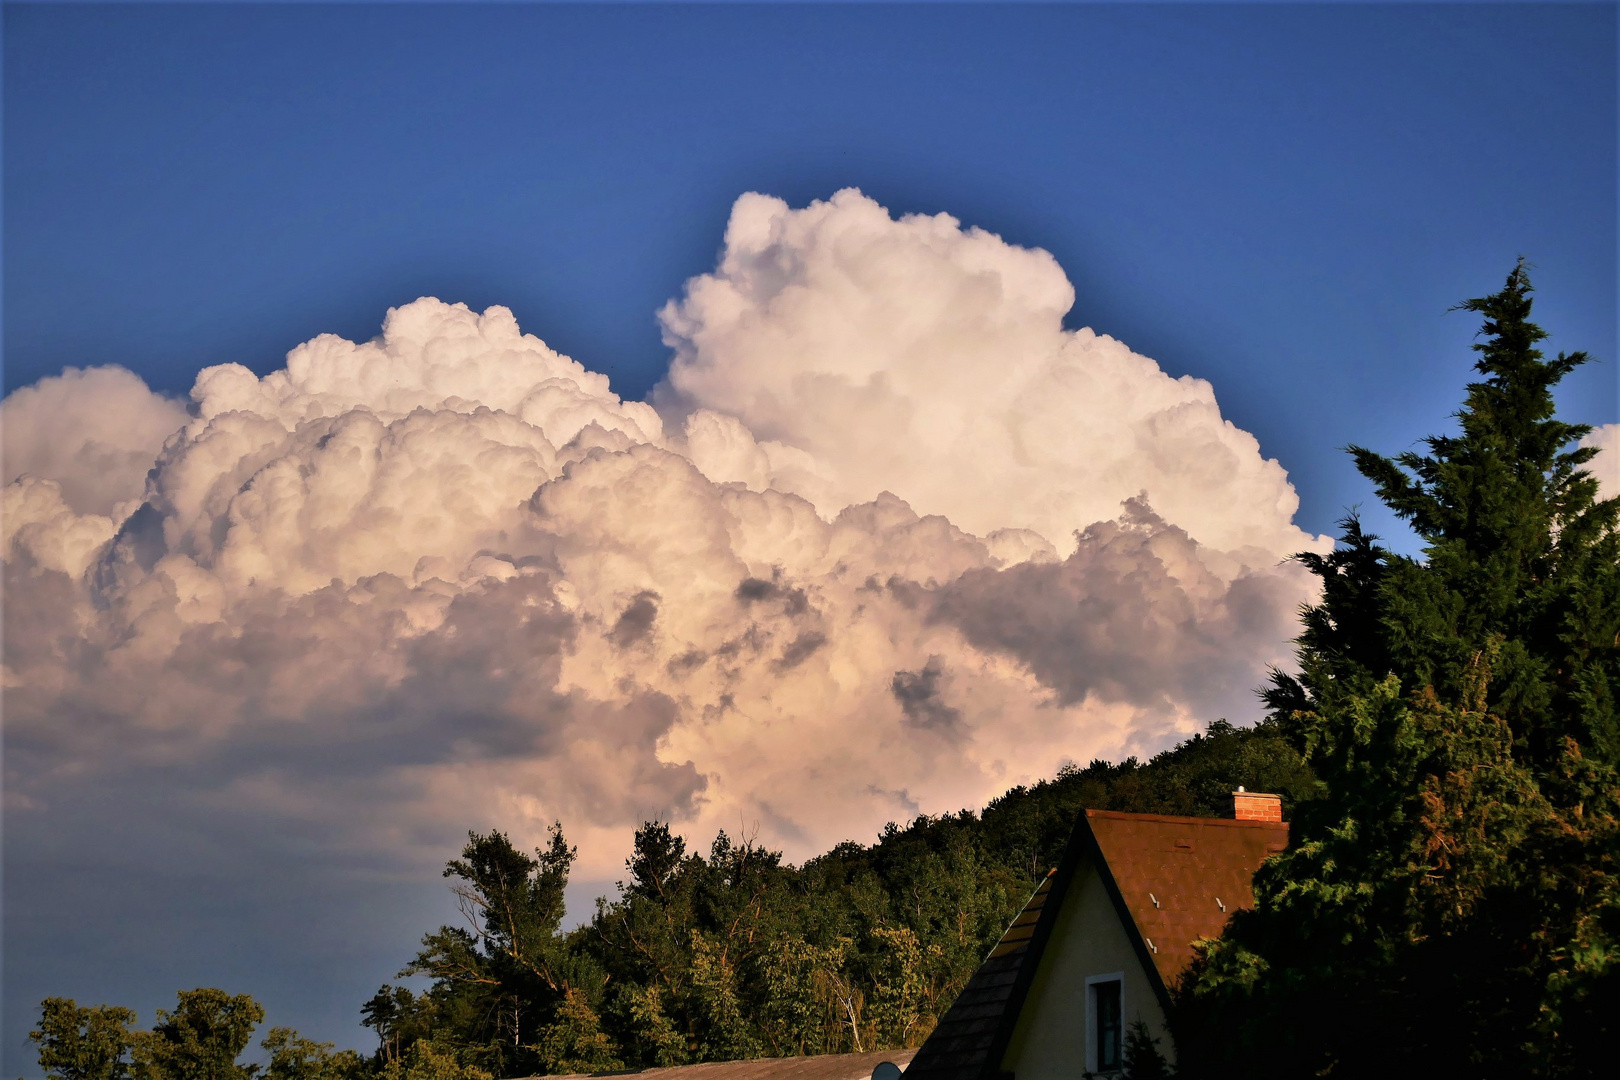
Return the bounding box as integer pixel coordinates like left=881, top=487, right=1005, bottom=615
left=367, top=717, right=1316, bottom=1076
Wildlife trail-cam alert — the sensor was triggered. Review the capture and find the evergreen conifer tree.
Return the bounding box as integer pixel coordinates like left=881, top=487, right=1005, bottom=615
left=1179, top=264, right=1620, bottom=1077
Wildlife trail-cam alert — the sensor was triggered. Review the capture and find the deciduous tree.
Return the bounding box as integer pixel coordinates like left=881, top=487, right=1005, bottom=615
left=261, top=1028, right=366, bottom=1080
left=132, top=990, right=265, bottom=1080
left=29, top=999, right=138, bottom=1080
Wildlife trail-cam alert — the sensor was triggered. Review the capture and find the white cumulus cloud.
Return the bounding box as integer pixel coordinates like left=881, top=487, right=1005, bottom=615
left=3, top=191, right=1320, bottom=894
left=656, top=188, right=1323, bottom=562
left=2, top=365, right=188, bottom=517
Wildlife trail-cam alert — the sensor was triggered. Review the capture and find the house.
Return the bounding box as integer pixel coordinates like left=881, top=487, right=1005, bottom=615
left=903, top=791, right=1289, bottom=1079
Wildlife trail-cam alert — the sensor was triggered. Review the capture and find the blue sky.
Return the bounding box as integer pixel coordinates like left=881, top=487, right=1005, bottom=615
left=7, top=2, right=1615, bottom=548
left=3, top=2, right=1616, bottom=1073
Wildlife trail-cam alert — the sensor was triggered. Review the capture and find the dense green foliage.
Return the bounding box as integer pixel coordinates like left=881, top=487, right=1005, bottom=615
left=360, top=719, right=1314, bottom=1075
left=1179, top=265, right=1620, bottom=1078
left=30, top=1000, right=139, bottom=1080
left=261, top=1028, right=368, bottom=1080
left=29, top=993, right=364, bottom=1080
left=134, top=990, right=267, bottom=1080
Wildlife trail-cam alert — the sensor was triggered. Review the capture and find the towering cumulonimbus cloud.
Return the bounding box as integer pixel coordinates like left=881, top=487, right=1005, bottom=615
left=657, top=189, right=1318, bottom=561
left=4, top=189, right=1325, bottom=885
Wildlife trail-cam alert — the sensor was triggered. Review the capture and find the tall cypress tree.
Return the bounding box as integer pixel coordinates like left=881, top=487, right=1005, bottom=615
left=1179, top=264, right=1620, bottom=1078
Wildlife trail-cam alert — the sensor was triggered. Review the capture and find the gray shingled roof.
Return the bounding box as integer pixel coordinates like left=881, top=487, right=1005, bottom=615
left=900, top=872, right=1059, bottom=1080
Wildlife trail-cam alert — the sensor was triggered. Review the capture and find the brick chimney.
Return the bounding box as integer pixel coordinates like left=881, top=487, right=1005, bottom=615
left=1231, top=786, right=1283, bottom=822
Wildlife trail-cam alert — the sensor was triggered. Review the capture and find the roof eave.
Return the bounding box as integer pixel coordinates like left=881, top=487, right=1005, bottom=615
left=1075, top=811, right=1176, bottom=1016
left=972, top=849, right=1076, bottom=1079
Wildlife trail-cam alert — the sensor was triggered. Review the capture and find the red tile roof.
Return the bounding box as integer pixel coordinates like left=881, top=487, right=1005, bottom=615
left=1085, top=809, right=1288, bottom=989
left=904, top=807, right=1289, bottom=1080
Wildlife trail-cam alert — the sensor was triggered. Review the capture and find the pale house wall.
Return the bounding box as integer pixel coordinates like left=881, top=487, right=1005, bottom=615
left=998, top=859, right=1171, bottom=1077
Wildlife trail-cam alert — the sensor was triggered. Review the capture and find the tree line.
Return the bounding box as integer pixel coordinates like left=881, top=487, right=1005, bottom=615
left=29, top=719, right=1316, bottom=1080
left=31, top=265, right=1619, bottom=1078
left=28, top=990, right=365, bottom=1080
left=364, top=716, right=1316, bottom=1078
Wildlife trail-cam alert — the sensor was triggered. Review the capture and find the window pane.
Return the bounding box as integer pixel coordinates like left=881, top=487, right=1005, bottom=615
left=1096, top=980, right=1122, bottom=1071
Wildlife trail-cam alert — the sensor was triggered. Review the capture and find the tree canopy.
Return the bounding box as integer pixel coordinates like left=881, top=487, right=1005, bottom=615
left=30, top=716, right=1317, bottom=1080
left=31, top=993, right=364, bottom=1080
left=352, top=718, right=1313, bottom=1074
left=30, top=999, right=139, bottom=1080
left=1180, top=263, right=1620, bottom=1078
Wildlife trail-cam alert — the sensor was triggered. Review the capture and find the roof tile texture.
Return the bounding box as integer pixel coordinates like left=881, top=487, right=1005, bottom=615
left=1086, top=809, right=1288, bottom=987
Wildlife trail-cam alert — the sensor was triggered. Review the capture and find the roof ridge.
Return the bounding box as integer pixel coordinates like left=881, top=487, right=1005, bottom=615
left=906, top=807, right=1293, bottom=1079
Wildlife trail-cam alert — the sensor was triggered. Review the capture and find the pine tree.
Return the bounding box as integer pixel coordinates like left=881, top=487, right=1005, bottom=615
left=1179, top=264, right=1620, bottom=1077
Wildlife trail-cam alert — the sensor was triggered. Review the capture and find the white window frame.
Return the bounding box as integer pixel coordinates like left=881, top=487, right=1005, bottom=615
left=1085, top=971, right=1126, bottom=1075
